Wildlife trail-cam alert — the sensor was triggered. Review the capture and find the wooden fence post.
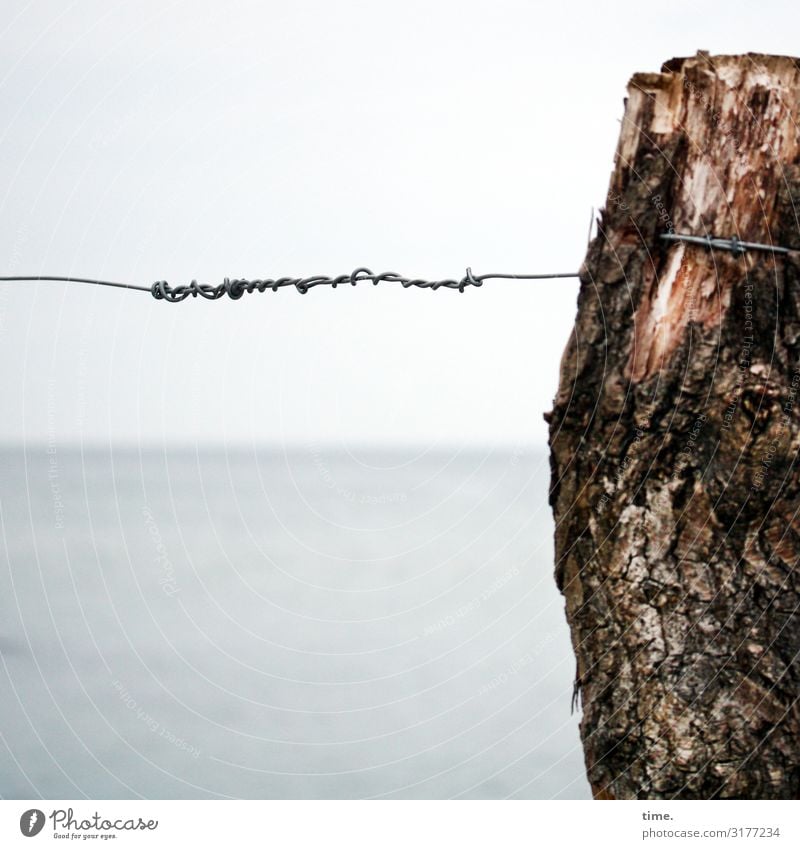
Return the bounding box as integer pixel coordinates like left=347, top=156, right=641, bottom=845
left=547, top=51, right=800, bottom=799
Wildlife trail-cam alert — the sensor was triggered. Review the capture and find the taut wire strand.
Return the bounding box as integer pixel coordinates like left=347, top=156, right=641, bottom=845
left=0, top=275, right=151, bottom=292
left=2, top=231, right=797, bottom=303
left=0, top=268, right=580, bottom=302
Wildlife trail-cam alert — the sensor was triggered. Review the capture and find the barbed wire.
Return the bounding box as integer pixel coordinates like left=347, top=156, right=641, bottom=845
left=0, top=232, right=796, bottom=303
left=0, top=268, right=580, bottom=301
left=150, top=268, right=581, bottom=302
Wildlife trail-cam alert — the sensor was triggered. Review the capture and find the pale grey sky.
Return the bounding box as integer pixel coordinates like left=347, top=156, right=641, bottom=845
left=1, top=0, right=798, bottom=447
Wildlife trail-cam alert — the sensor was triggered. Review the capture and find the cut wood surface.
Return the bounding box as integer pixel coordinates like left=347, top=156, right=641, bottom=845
left=547, top=51, right=800, bottom=799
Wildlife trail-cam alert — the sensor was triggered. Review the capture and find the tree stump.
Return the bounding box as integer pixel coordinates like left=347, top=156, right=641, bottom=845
left=547, top=52, right=800, bottom=799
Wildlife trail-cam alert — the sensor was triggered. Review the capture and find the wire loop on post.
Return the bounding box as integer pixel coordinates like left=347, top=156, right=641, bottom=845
left=660, top=232, right=792, bottom=256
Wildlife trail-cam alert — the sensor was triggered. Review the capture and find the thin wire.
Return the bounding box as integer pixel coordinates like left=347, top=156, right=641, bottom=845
left=0, top=269, right=581, bottom=302
left=475, top=272, right=580, bottom=280
left=0, top=275, right=151, bottom=292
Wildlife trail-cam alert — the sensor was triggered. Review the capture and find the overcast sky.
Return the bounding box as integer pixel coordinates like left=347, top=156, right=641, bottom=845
left=1, top=0, right=798, bottom=448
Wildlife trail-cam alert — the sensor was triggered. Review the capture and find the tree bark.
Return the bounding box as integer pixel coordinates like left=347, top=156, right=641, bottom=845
left=547, top=51, right=800, bottom=799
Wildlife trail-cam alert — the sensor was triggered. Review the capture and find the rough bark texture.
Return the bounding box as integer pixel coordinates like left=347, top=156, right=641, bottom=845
left=547, top=52, right=800, bottom=799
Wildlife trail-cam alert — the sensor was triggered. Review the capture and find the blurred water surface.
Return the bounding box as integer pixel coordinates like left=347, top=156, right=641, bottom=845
left=0, top=445, right=589, bottom=799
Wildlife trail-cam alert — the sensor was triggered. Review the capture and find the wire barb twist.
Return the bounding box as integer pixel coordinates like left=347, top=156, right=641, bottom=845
left=151, top=268, right=483, bottom=302
left=149, top=268, right=580, bottom=302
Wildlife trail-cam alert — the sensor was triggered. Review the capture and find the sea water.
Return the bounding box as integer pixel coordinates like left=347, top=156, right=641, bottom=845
left=0, top=445, right=590, bottom=799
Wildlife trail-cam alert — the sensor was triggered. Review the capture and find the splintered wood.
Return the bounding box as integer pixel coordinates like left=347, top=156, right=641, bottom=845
left=615, top=55, right=800, bottom=381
